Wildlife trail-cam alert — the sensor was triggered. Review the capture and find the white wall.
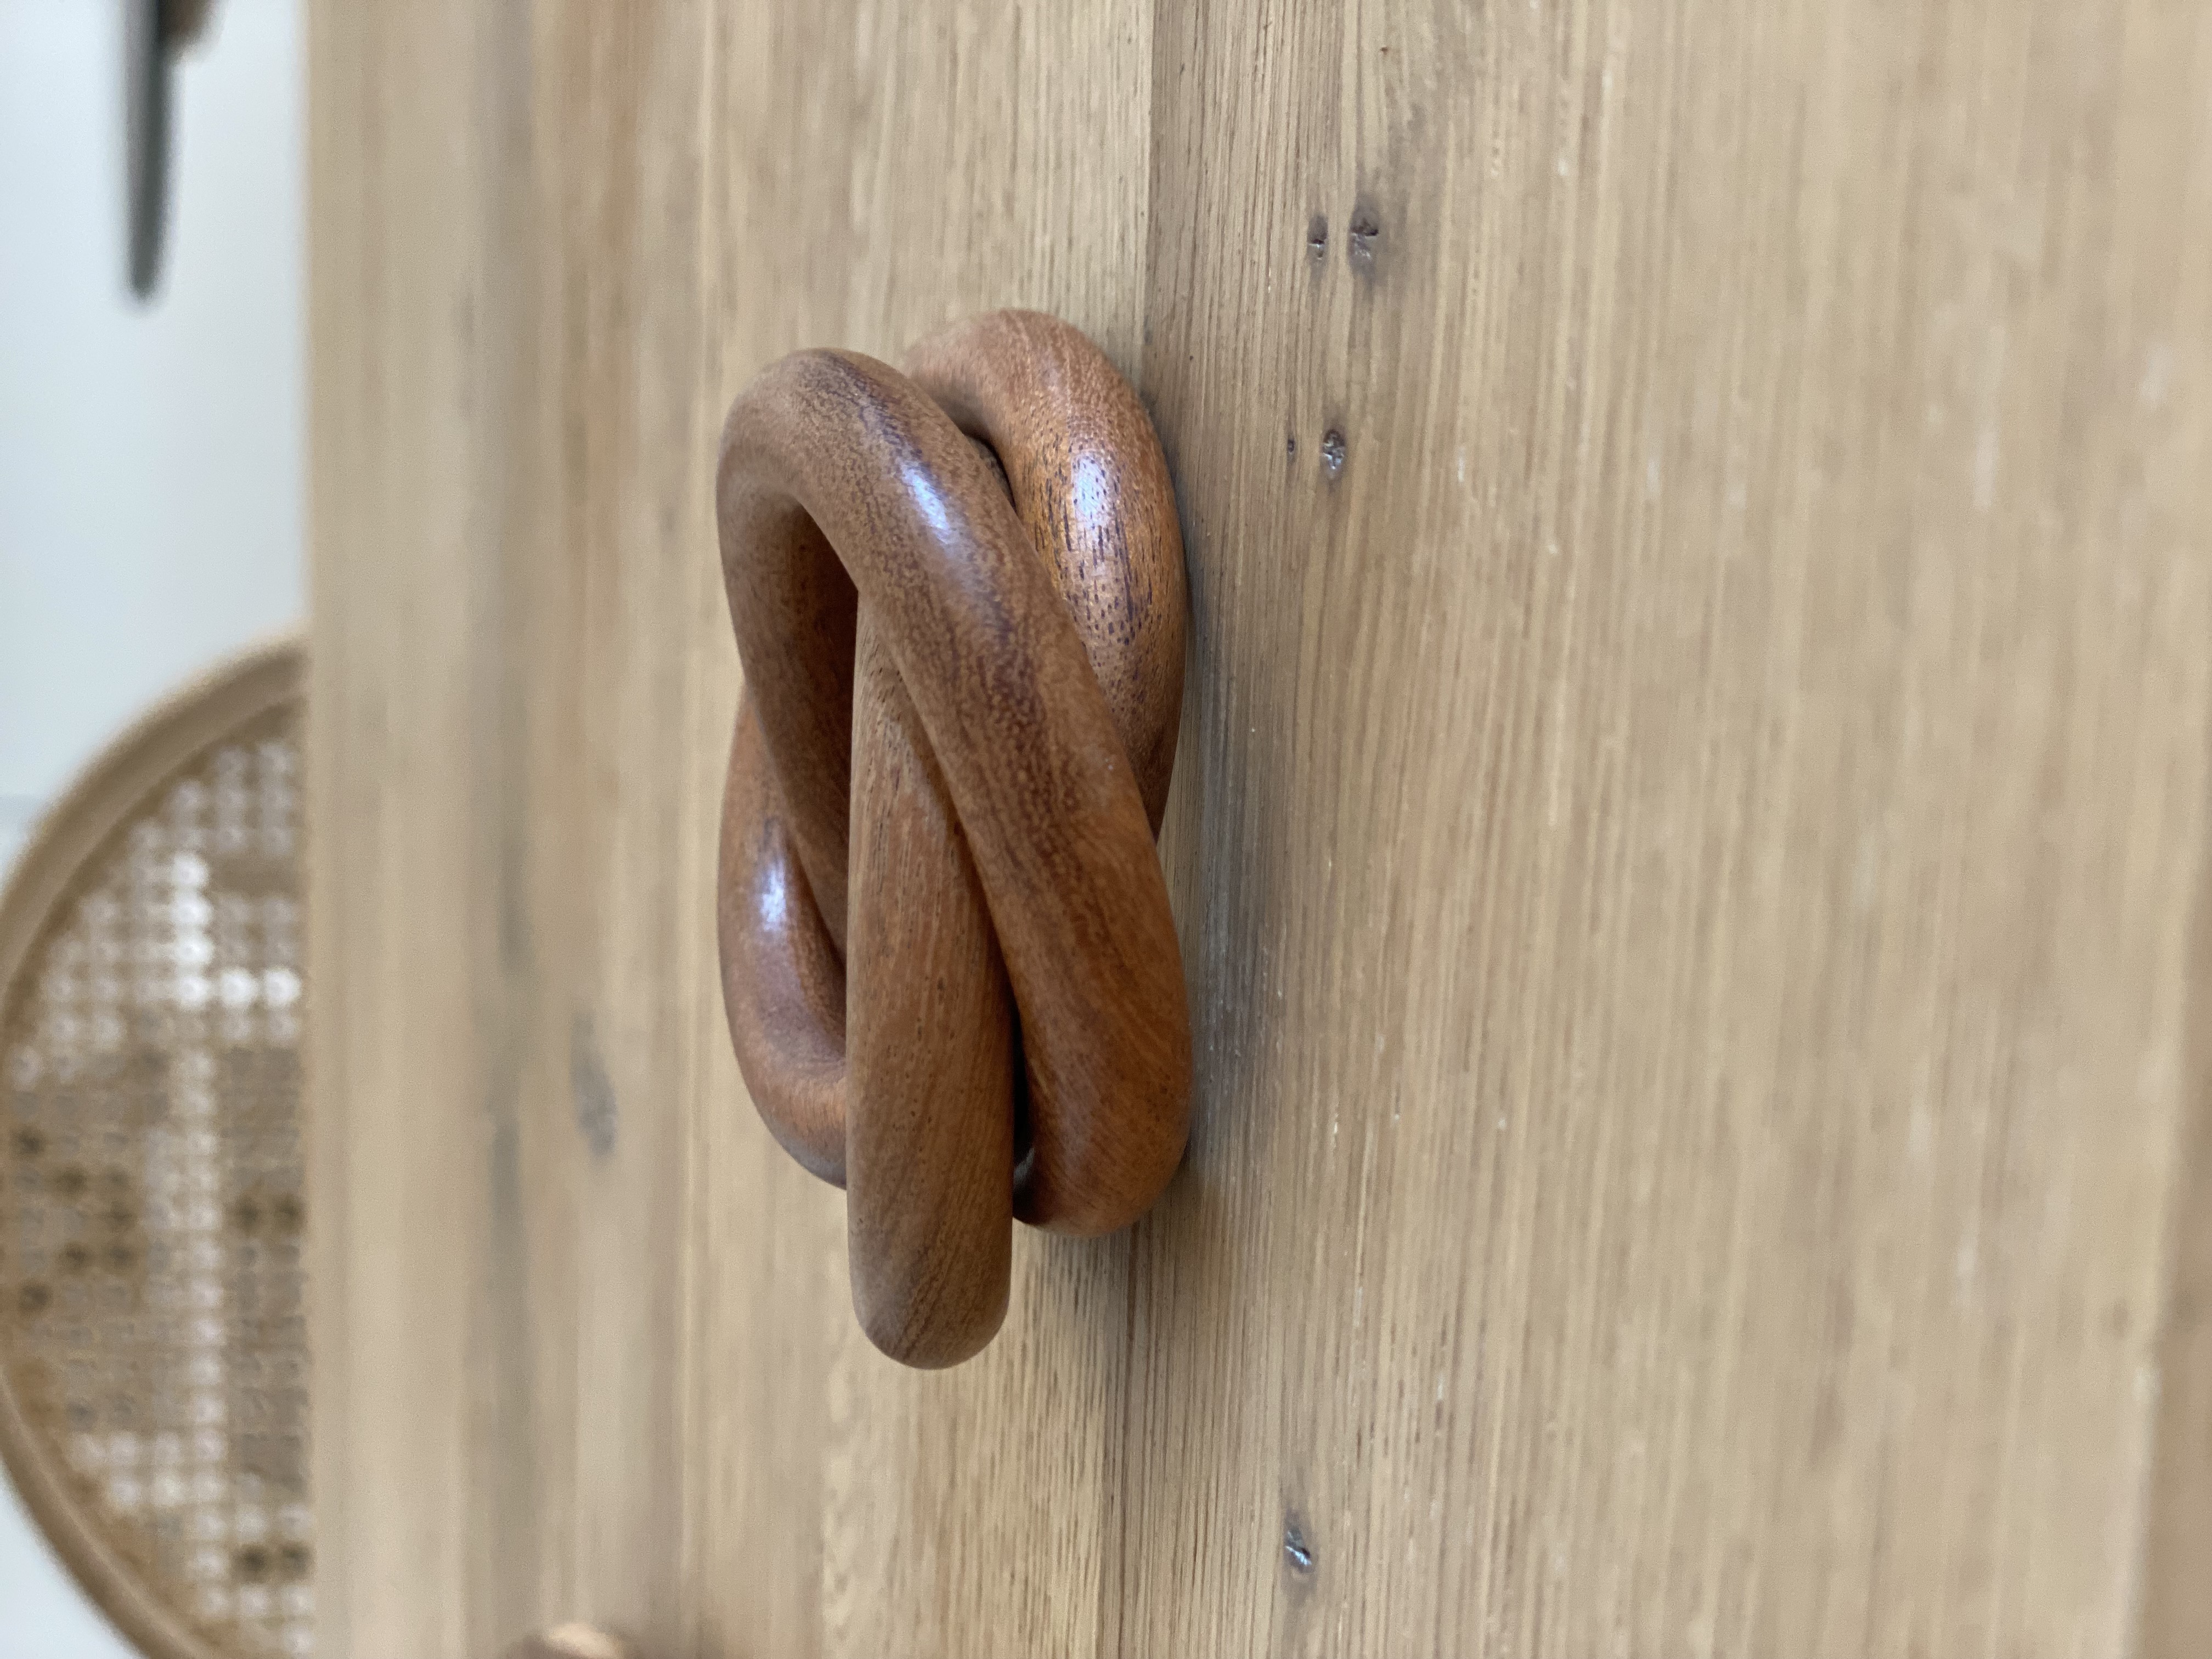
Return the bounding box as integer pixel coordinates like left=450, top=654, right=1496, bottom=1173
left=0, top=1, right=303, bottom=1653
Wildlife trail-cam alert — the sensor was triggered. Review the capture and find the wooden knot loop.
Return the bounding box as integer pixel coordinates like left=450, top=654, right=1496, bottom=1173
left=715, top=311, right=1191, bottom=1367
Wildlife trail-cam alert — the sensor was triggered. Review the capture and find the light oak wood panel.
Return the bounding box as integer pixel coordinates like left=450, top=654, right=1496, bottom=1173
left=308, top=1, right=2212, bottom=1656
left=307, top=9, right=810, bottom=1658
left=309, top=11, right=515, bottom=1656
left=693, top=6, right=1157, bottom=1655
left=2147, top=963, right=2212, bottom=1654
left=1127, top=0, right=2212, bottom=1654
left=312, top=4, right=1165, bottom=1658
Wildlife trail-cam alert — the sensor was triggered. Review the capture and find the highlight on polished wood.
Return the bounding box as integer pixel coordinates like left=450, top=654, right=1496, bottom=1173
left=715, top=310, right=1190, bottom=1368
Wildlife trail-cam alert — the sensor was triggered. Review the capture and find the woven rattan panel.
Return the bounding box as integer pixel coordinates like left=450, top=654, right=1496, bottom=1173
left=1, top=647, right=307, bottom=1659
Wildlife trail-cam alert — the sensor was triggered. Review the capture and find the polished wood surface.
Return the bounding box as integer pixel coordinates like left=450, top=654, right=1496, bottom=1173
left=718, top=312, right=1188, bottom=1365
left=311, top=2, right=2212, bottom=1655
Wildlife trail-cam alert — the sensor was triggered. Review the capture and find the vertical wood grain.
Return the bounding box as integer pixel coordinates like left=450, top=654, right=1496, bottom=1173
left=311, top=1, right=2212, bottom=1655
left=309, top=10, right=515, bottom=1654
left=693, top=7, right=1155, bottom=1656
left=313, top=4, right=1162, bottom=1657
left=2142, top=879, right=2212, bottom=1656
left=308, top=8, right=808, bottom=1658
left=1128, top=1, right=2212, bottom=1654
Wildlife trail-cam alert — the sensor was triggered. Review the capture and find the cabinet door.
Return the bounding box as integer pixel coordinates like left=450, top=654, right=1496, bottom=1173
left=307, top=4, right=2212, bottom=1656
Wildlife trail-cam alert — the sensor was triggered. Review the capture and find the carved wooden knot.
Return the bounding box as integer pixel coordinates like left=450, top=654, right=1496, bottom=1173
left=715, top=310, right=1192, bottom=1367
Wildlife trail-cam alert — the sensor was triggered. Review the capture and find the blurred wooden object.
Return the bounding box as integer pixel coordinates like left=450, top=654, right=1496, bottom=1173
left=307, top=2, right=2212, bottom=1656
left=505, top=1627, right=629, bottom=1659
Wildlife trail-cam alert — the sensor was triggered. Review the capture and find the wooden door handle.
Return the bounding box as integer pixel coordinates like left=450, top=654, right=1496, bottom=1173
left=715, top=311, right=1191, bottom=1367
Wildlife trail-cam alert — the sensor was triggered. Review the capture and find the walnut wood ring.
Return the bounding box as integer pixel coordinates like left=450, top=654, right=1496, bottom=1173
left=716, top=311, right=1190, bottom=1367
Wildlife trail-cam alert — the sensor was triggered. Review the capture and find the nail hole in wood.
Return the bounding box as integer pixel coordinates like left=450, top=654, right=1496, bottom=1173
left=1348, top=211, right=1380, bottom=273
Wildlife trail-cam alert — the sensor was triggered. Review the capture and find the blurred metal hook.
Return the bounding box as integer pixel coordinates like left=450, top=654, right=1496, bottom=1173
left=125, top=0, right=216, bottom=300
